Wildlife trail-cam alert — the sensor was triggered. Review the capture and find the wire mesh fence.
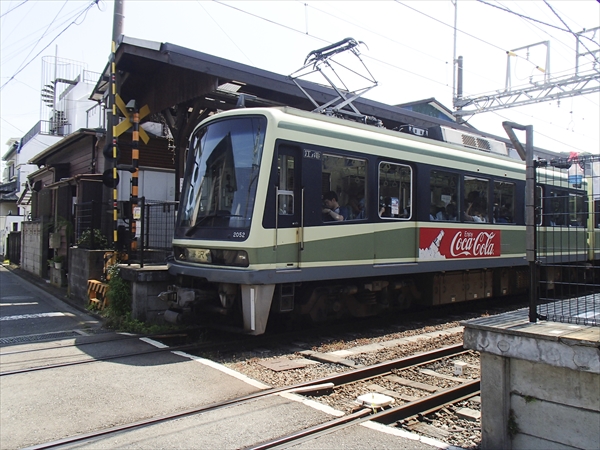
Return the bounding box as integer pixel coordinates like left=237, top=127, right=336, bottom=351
left=74, top=199, right=177, bottom=266
left=535, top=153, right=599, bottom=326
left=140, top=199, right=178, bottom=251
left=74, top=201, right=108, bottom=250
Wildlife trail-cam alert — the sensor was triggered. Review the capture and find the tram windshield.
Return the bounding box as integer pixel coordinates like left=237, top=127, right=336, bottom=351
left=178, top=116, right=266, bottom=232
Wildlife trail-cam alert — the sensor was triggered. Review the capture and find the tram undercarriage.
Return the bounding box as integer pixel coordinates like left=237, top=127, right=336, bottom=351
left=159, top=267, right=530, bottom=334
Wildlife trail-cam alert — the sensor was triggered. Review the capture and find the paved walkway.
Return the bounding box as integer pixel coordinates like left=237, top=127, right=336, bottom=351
left=1, top=264, right=453, bottom=450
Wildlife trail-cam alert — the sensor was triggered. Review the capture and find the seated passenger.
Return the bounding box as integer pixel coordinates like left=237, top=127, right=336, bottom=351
left=464, top=197, right=488, bottom=222
left=472, top=207, right=487, bottom=222
left=446, top=203, right=457, bottom=221
left=322, top=191, right=344, bottom=222
left=496, top=206, right=511, bottom=223
left=430, top=202, right=446, bottom=221
left=348, top=197, right=366, bottom=220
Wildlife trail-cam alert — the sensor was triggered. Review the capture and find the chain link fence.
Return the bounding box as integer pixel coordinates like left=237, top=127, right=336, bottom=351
left=536, top=154, right=599, bottom=326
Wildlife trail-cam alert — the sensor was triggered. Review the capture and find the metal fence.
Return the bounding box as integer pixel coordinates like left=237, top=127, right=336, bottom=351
left=535, top=154, right=599, bottom=326
left=74, top=201, right=108, bottom=249
left=136, top=198, right=178, bottom=267
left=6, top=232, right=21, bottom=264
left=73, top=199, right=178, bottom=266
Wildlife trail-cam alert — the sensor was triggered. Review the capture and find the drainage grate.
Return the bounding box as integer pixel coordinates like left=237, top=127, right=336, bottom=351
left=0, top=330, right=82, bottom=345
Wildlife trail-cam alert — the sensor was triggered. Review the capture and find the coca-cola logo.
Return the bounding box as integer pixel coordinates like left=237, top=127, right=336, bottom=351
left=419, top=228, right=501, bottom=259
left=450, top=231, right=496, bottom=257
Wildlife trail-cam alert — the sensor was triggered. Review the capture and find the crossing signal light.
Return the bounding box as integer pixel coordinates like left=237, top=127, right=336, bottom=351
left=102, top=142, right=120, bottom=162
left=102, top=169, right=119, bottom=188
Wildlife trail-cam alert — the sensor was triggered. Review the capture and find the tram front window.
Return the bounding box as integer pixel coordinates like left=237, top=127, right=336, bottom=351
left=178, top=116, right=266, bottom=232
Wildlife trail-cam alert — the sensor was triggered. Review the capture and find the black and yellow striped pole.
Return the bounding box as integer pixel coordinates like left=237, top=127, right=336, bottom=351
left=130, top=103, right=139, bottom=252
left=111, top=41, right=119, bottom=247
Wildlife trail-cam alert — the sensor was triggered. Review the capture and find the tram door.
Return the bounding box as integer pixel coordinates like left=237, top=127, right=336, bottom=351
left=275, top=146, right=302, bottom=269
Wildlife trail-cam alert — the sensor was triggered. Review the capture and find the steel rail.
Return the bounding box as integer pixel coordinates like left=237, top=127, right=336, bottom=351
left=1, top=329, right=280, bottom=376
left=244, top=408, right=373, bottom=450
left=0, top=341, right=206, bottom=376
left=0, top=332, right=191, bottom=357
left=371, top=379, right=480, bottom=424
left=245, top=380, right=481, bottom=450
left=305, top=343, right=466, bottom=387
left=23, top=344, right=467, bottom=449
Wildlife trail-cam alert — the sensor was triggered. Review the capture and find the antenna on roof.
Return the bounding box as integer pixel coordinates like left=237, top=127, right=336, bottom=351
left=289, top=37, right=381, bottom=126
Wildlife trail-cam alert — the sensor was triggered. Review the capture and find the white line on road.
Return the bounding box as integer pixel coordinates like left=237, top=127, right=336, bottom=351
left=0, top=303, right=39, bottom=307
left=0, top=312, right=66, bottom=321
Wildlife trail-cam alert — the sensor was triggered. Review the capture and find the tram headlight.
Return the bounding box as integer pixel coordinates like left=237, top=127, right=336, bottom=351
left=173, top=247, right=248, bottom=267
left=214, top=249, right=249, bottom=267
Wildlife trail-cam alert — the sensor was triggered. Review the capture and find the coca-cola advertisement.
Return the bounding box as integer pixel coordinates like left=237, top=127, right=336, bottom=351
left=419, top=228, right=501, bottom=260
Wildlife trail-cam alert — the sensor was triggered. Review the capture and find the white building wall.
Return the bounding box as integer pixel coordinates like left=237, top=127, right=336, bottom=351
left=0, top=203, right=17, bottom=216
left=18, top=134, right=61, bottom=164
left=62, top=78, right=101, bottom=131
left=117, top=168, right=176, bottom=202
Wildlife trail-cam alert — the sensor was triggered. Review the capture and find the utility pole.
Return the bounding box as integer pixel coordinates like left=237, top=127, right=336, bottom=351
left=107, top=0, right=124, bottom=248
left=452, top=0, right=458, bottom=106
left=112, top=0, right=124, bottom=44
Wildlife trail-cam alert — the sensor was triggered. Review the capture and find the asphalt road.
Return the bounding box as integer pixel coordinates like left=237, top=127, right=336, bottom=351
left=0, top=265, right=447, bottom=450
left=0, top=265, right=101, bottom=342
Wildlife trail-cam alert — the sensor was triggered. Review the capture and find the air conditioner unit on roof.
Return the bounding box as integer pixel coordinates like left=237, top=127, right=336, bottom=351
left=428, top=125, right=508, bottom=156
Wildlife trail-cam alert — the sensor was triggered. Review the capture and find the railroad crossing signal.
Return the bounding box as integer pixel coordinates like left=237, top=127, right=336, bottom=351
left=114, top=94, right=151, bottom=143
left=102, top=95, right=151, bottom=187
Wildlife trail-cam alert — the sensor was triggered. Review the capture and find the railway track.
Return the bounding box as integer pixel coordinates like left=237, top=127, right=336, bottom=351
left=0, top=310, right=462, bottom=376
left=1, top=291, right=523, bottom=377
left=5, top=301, right=501, bottom=449
left=246, top=381, right=480, bottom=450
left=24, top=343, right=479, bottom=449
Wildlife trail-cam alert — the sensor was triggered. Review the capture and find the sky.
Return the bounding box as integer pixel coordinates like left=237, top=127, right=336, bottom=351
left=1, top=0, right=599, bottom=174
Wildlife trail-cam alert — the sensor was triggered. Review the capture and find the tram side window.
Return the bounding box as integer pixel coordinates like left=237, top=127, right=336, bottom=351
left=379, top=162, right=412, bottom=219
left=429, top=170, right=458, bottom=221
left=321, top=154, right=367, bottom=222
left=464, top=176, right=489, bottom=222
left=569, top=193, right=586, bottom=227
left=277, top=154, right=294, bottom=215
left=493, top=181, right=515, bottom=223
left=549, top=190, right=568, bottom=226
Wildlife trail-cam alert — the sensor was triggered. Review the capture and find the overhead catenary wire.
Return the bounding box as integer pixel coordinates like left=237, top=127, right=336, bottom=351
left=477, top=0, right=599, bottom=46
left=489, top=109, right=594, bottom=153
left=0, top=0, right=29, bottom=19
left=214, top=0, right=455, bottom=93
left=1, top=1, right=95, bottom=64
left=10, top=0, right=69, bottom=80
left=209, top=0, right=595, bottom=153
left=197, top=0, right=254, bottom=66
left=1, top=1, right=596, bottom=157
left=543, top=0, right=600, bottom=66
left=498, top=1, right=588, bottom=69
left=302, top=2, right=494, bottom=90
left=0, top=0, right=100, bottom=92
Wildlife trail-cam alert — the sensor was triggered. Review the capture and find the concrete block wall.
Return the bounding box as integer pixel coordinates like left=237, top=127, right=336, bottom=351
left=49, top=266, right=67, bottom=287
left=68, top=248, right=106, bottom=306
left=120, top=266, right=172, bottom=324
left=480, top=353, right=600, bottom=450
left=21, top=221, right=45, bottom=277
left=130, top=280, right=170, bottom=323
left=464, top=314, right=600, bottom=450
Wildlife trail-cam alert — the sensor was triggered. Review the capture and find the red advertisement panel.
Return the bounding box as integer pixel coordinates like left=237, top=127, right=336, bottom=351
left=419, top=228, right=501, bottom=260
